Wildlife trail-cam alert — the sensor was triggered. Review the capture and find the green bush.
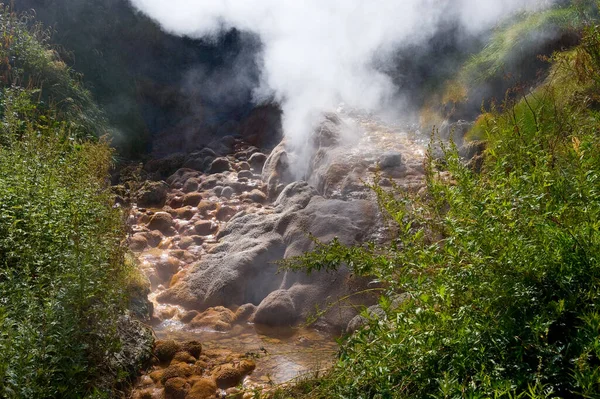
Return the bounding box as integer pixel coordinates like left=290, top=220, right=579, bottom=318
left=281, top=22, right=600, bottom=399
left=0, top=8, right=134, bottom=398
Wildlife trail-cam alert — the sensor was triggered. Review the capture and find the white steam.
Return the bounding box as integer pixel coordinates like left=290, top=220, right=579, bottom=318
left=129, top=0, right=553, bottom=173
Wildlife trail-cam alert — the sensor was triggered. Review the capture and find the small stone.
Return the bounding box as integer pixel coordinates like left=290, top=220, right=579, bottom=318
left=238, top=162, right=251, bottom=171
left=155, top=340, right=182, bottom=364
left=187, top=378, right=217, bottom=399
left=208, top=157, right=231, bottom=174
left=130, top=234, right=148, bottom=252
left=178, top=236, right=194, bottom=249
left=148, top=212, right=174, bottom=234
left=221, top=186, right=234, bottom=199
left=164, top=377, right=189, bottom=399
left=237, top=170, right=253, bottom=179
left=243, top=189, right=267, bottom=203
left=216, top=206, right=237, bottom=222
left=182, top=178, right=200, bottom=193
left=182, top=340, right=203, bottom=358
left=194, top=220, right=217, bottom=236
left=183, top=192, right=203, bottom=207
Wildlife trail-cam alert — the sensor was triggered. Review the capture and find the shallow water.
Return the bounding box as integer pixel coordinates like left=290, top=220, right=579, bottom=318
left=154, top=320, right=338, bottom=385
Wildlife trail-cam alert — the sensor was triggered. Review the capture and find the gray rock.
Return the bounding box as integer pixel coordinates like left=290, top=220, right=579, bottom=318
left=379, top=151, right=403, bottom=169
left=254, top=290, right=297, bottom=326
left=237, top=170, right=253, bottom=179
left=248, top=152, right=267, bottom=173
left=208, top=157, right=232, bottom=174
left=221, top=186, right=234, bottom=199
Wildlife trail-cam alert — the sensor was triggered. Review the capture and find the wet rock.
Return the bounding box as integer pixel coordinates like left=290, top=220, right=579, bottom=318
left=262, top=142, right=294, bottom=199
left=238, top=161, right=251, bottom=171
left=142, top=231, right=163, bottom=248
left=130, top=234, right=148, bottom=252
left=172, top=206, right=195, bottom=220
left=194, top=220, right=217, bottom=236
left=379, top=151, right=403, bottom=169
left=221, top=186, right=234, bottom=199
left=180, top=310, right=199, bottom=323
left=242, top=189, right=267, bottom=203
left=189, top=306, right=236, bottom=331
left=187, top=378, right=217, bottom=399
left=164, top=377, right=189, bottom=399
left=235, top=303, right=257, bottom=323
left=200, top=176, right=219, bottom=190
left=155, top=256, right=181, bottom=282
left=178, top=236, right=195, bottom=249
left=196, top=201, right=218, bottom=216
left=182, top=192, right=203, bottom=207
left=216, top=206, right=237, bottom=222
left=208, top=157, right=231, bottom=174
left=136, top=181, right=169, bottom=208
left=160, top=362, right=194, bottom=384
left=213, top=186, right=223, bottom=197
left=248, top=152, right=267, bottom=173
left=237, top=170, right=253, bottom=179
left=155, top=340, right=183, bottom=364
left=148, top=212, right=175, bottom=234
left=182, top=341, right=203, bottom=358
left=171, top=351, right=196, bottom=364
left=167, top=169, right=200, bottom=188
left=182, top=178, right=200, bottom=193
left=212, top=360, right=256, bottom=389
left=254, top=290, right=297, bottom=326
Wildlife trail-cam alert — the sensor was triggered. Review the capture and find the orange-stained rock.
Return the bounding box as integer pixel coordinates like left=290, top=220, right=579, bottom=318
left=148, top=212, right=175, bottom=234
left=183, top=192, right=203, bottom=207
left=189, top=307, right=236, bottom=331
left=182, top=340, right=203, bottom=358
left=196, top=200, right=218, bottom=216
left=212, top=359, right=256, bottom=389
left=193, top=220, right=217, bottom=236
left=160, top=362, right=194, bottom=385
left=186, top=377, right=217, bottom=399
left=170, top=351, right=196, bottom=364
left=155, top=340, right=182, bottom=364
left=164, top=377, right=189, bottom=399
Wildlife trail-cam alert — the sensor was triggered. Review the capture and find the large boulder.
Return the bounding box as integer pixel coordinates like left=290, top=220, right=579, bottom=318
left=253, top=290, right=296, bottom=326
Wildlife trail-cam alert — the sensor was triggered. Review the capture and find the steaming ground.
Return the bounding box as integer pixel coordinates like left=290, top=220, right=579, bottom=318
left=129, top=0, right=554, bottom=175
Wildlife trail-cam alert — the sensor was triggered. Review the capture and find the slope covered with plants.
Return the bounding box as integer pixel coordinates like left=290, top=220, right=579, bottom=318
left=279, top=3, right=600, bottom=398
left=0, top=7, right=145, bottom=398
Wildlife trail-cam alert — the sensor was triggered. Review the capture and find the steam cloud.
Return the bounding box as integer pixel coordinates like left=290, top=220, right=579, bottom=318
left=129, top=0, right=554, bottom=173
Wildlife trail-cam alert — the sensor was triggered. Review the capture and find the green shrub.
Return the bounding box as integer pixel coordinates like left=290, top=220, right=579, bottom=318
left=0, top=8, right=134, bottom=398
left=282, top=22, right=600, bottom=399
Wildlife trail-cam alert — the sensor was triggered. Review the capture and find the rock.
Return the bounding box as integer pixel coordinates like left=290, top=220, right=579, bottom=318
left=196, top=201, right=218, bottom=216
left=180, top=310, right=199, bottom=323
left=238, top=162, right=251, bottom=171
left=130, top=234, right=148, bottom=252
left=379, top=151, right=403, bottom=169
left=155, top=257, right=181, bottom=281
left=172, top=206, right=195, bottom=220
left=346, top=294, right=409, bottom=333
left=208, top=157, right=231, bottom=174
left=262, top=142, right=294, bottom=199
left=253, top=290, right=297, bottom=326
left=148, top=212, right=175, bottom=234
left=212, top=360, right=256, bottom=389
left=108, top=316, right=154, bottom=388
left=237, top=170, right=253, bottom=179
left=189, top=307, right=236, bottom=331
left=136, top=181, right=169, bottom=208
left=155, top=340, right=182, bottom=364
left=216, top=206, right=237, bottom=222
left=183, top=192, right=203, bottom=207
left=182, top=340, right=203, bottom=358
left=187, top=378, right=217, bottom=399
left=171, top=351, right=196, bottom=364
left=160, top=362, right=194, bottom=384
left=248, top=152, right=267, bottom=173
left=141, top=231, right=162, bottom=248
left=178, top=236, right=195, bottom=249
left=242, top=189, right=267, bottom=203
left=182, top=178, right=200, bottom=193
left=164, top=377, right=189, bottom=399
left=213, top=186, right=223, bottom=197
left=221, top=186, right=234, bottom=199
left=235, top=304, right=257, bottom=323
left=194, top=220, right=217, bottom=236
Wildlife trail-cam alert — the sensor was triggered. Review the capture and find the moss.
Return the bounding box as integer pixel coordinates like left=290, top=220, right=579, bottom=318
left=155, top=340, right=183, bottom=364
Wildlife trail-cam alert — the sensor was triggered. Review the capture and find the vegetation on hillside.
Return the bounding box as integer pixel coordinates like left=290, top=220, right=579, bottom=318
left=0, top=7, right=140, bottom=397
left=279, top=4, right=600, bottom=399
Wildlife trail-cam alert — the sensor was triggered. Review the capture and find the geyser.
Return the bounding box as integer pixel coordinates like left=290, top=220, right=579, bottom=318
left=128, top=0, right=554, bottom=175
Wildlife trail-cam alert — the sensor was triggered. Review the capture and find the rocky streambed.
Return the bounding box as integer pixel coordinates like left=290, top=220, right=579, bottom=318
left=126, top=112, right=428, bottom=398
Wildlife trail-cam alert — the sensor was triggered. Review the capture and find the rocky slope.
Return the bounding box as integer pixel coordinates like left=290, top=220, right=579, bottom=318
left=127, top=111, right=428, bottom=397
